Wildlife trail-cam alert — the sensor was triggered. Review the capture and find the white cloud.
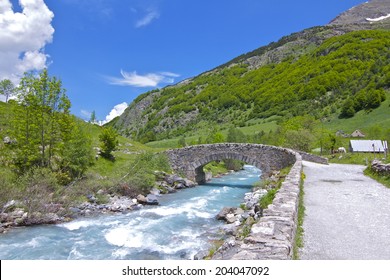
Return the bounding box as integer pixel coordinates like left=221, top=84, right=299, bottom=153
left=135, top=8, right=159, bottom=28
left=0, top=0, right=54, bottom=83
left=102, top=102, right=128, bottom=125
left=106, top=70, right=180, bottom=88
left=80, top=109, right=92, bottom=119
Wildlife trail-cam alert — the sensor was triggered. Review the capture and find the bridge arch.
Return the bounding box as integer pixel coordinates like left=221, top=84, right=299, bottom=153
left=165, top=143, right=299, bottom=184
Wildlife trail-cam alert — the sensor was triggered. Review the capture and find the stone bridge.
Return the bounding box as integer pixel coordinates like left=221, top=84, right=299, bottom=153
left=165, top=143, right=301, bottom=184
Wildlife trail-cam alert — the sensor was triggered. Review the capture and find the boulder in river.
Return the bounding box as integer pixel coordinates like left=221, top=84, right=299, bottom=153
left=216, top=207, right=235, bottom=221
left=136, top=194, right=147, bottom=204
left=146, top=194, right=159, bottom=205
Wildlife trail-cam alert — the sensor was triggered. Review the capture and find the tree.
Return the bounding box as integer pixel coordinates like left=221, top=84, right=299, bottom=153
left=90, top=110, right=96, bottom=124
left=60, top=121, right=94, bottom=181
left=284, top=129, right=315, bottom=152
left=11, top=69, right=73, bottom=172
left=178, top=136, right=186, bottom=147
left=99, top=127, right=118, bottom=159
left=0, top=79, right=14, bottom=103
left=340, top=98, right=355, bottom=118
left=226, top=127, right=246, bottom=143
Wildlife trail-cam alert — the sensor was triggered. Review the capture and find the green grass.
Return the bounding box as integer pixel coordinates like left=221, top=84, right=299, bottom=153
left=145, top=119, right=279, bottom=149
left=259, top=187, right=279, bottom=209
left=327, top=152, right=384, bottom=165
left=323, top=92, right=390, bottom=134
left=364, top=167, right=390, bottom=188
left=293, top=172, right=306, bottom=260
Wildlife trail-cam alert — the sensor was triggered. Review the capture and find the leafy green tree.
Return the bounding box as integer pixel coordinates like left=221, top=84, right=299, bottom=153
left=60, top=121, right=94, bottom=181
left=340, top=98, right=356, bottom=118
left=226, top=127, right=247, bottom=143
left=0, top=79, right=14, bottom=103
left=90, top=110, right=97, bottom=124
left=284, top=129, right=315, bottom=152
left=11, top=69, right=73, bottom=172
left=178, top=136, right=186, bottom=147
left=99, top=127, right=119, bottom=159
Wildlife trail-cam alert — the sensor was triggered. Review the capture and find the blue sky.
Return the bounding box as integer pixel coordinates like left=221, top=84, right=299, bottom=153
left=1, top=0, right=365, bottom=123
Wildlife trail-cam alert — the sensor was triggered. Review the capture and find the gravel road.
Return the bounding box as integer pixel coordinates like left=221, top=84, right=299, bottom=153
left=300, top=161, right=390, bottom=260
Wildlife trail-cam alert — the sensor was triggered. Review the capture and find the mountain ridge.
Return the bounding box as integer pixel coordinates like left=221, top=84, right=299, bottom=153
left=110, top=0, right=390, bottom=143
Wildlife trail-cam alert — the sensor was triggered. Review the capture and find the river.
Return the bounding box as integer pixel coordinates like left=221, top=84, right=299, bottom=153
left=0, top=165, right=261, bottom=260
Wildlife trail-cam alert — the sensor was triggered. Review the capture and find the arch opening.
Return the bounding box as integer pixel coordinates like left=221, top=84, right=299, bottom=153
left=192, top=152, right=264, bottom=184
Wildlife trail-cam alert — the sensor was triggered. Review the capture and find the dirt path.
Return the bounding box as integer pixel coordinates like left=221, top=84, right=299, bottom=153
left=300, top=161, right=390, bottom=260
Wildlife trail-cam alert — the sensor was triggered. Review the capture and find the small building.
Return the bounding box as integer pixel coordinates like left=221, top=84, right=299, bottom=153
left=351, top=129, right=366, bottom=138
left=349, top=140, right=387, bottom=153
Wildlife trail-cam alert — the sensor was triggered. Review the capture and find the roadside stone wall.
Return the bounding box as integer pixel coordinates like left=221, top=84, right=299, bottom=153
left=299, top=151, right=328, bottom=165
left=212, top=153, right=303, bottom=260
left=371, top=160, right=390, bottom=176
left=166, top=144, right=325, bottom=260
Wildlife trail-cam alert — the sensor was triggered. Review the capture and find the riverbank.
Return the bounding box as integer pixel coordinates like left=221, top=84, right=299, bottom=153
left=0, top=172, right=197, bottom=234
left=0, top=166, right=261, bottom=260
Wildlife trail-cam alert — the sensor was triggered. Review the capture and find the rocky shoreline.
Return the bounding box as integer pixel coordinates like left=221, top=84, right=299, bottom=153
left=1, top=167, right=269, bottom=260
left=0, top=171, right=197, bottom=234
left=194, top=171, right=282, bottom=260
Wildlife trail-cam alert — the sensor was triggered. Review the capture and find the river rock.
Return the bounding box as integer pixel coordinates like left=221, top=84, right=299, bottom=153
left=154, top=171, right=167, bottom=181
left=184, top=179, right=196, bottom=188
left=132, top=204, right=143, bottom=210
left=150, top=188, right=161, bottom=196
left=216, top=207, right=235, bottom=221
left=2, top=200, right=18, bottom=212
left=194, top=250, right=209, bottom=260
left=136, top=194, right=147, bottom=204
left=146, top=194, right=159, bottom=205
left=174, top=182, right=185, bottom=189
left=226, top=213, right=237, bottom=224
left=0, top=213, right=8, bottom=222
left=69, top=207, right=81, bottom=214
left=86, top=194, right=97, bottom=203
left=166, top=186, right=176, bottom=193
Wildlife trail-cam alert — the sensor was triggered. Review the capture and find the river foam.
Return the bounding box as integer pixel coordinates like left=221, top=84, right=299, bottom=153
left=0, top=166, right=261, bottom=260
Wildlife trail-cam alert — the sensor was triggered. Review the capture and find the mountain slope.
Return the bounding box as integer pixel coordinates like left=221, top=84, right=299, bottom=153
left=111, top=0, right=390, bottom=143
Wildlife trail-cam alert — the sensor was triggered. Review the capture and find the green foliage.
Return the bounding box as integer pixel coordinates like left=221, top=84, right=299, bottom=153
left=364, top=166, right=390, bottom=188
left=5, top=70, right=86, bottom=176
left=340, top=98, right=356, bottom=118
left=223, top=159, right=244, bottom=171
left=114, top=30, right=390, bottom=143
left=293, top=172, right=306, bottom=259
left=123, top=152, right=172, bottom=194
left=90, top=110, right=96, bottom=123
left=16, top=167, right=59, bottom=215
left=259, top=187, right=279, bottom=209
left=0, top=168, right=17, bottom=208
left=0, top=79, right=15, bottom=103
left=178, top=136, right=186, bottom=147
left=99, top=127, right=119, bottom=159
left=226, top=127, right=247, bottom=143
left=60, top=121, right=95, bottom=182
left=0, top=70, right=95, bottom=185
left=284, top=129, right=315, bottom=152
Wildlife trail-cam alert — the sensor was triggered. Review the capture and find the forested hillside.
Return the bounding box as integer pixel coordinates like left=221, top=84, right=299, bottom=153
left=112, top=29, right=390, bottom=143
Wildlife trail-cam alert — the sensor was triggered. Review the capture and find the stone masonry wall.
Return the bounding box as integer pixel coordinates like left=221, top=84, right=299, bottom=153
left=371, top=160, right=390, bottom=176
left=212, top=153, right=303, bottom=260
left=299, top=151, right=329, bottom=165
left=165, top=144, right=325, bottom=260
left=165, top=144, right=297, bottom=183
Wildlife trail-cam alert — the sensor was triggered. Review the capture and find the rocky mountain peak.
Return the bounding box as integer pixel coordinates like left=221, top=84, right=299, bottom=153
left=329, top=0, right=390, bottom=25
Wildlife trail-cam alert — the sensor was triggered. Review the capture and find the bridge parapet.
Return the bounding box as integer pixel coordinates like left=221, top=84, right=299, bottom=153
left=165, top=143, right=299, bottom=183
